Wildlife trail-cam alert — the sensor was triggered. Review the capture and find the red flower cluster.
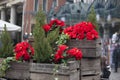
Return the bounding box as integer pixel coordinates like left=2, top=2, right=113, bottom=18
left=67, top=48, right=83, bottom=60
left=54, top=45, right=82, bottom=63
left=14, top=41, right=34, bottom=61
left=63, top=21, right=99, bottom=40
left=43, top=19, right=65, bottom=32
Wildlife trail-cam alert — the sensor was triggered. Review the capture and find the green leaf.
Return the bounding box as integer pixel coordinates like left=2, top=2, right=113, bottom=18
left=56, top=32, right=70, bottom=45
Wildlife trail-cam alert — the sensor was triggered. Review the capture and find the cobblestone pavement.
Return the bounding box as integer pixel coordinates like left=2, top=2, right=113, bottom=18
left=110, top=68, right=120, bottom=80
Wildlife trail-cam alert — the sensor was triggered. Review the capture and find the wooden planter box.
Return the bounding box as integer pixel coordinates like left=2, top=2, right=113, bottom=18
left=81, top=58, right=101, bottom=76
left=66, top=39, right=101, bottom=58
left=3, top=59, right=101, bottom=80
left=3, top=39, right=101, bottom=80
left=81, top=74, right=100, bottom=80
left=4, top=61, right=80, bottom=80
left=67, top=39, right=101, bottom=80
left=5, top=61, right=30, bottom=80
left=30, top=61, right=80, bottom=80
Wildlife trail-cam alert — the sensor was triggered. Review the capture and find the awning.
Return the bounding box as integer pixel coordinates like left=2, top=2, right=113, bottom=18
left=0, top=20, right=21, bottom=32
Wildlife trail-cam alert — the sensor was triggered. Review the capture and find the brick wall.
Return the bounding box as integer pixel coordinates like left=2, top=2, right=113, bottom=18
left=24, top=0, right=34, bottom=33
left=23, top=0, right=66, bottom=34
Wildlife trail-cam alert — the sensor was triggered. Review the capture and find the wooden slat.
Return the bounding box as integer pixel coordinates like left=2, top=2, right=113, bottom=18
left=67, top=39, right=101, bottom=58
left=81, top=58, right=101, bottom=76
left=5, top=62, right=30, bottom=79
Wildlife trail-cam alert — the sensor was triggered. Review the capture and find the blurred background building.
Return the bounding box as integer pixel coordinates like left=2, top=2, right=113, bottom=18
left=0, top=0, right=120, bottom=43
left=0, top=0, right=23, bottom=43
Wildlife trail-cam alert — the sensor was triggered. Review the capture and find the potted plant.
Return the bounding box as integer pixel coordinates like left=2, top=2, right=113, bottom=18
left=60, top=7, right=101, bottom=79
left=0, top=25, right=14, bottom=78
left=63, top=21, right=100, bottom=58
left=30, top=10, right=82, bottom=80
left=3, top=41, right=34, bottom=79
left=2, top=8, right=100, bottom=80
left=0, top=10, right=82, bottom=80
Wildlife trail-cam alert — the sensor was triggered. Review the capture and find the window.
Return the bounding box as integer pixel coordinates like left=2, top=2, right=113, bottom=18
left=43, top=0, right=47, bottom=12
left=66, top=0, right=74, bottom=3
left=34, top=0, right=39, bottom=12
left=74, top=0, right=81, bottom=3
left=52, top=0, right=58, bottom=8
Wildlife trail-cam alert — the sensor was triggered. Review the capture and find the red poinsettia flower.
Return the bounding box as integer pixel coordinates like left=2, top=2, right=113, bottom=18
left=54, top=45, right=68, bottom=62
left=67, top=48, right=82, bottom=60
left=77, top=31, right=85, bottom=40
left=49, top=19, right=65, bottom=27
left=54, top=45, right=83, bottom=63
left=21, top=41, right=30, bottom=50
left=63, top=26, right=77, bottom=39
left=15, top=52, right=23, bottom=60
left=54, top=50, right=64, bottom=62
left=43, top=24, right=51, bottom=32
left=86, top=29, right=99, bottom=40
left=14, top=41, right=34, bottom=61
left=63, top=21, right=99, bottom=40
left=58, top=44, right=68, bottom=51
left=67, top=48, right=76, bottom=57
left=23, top=53, right=30, bottom=61
left=74, top=49, right=83, bottom=60
left=74, top=21, right=94, bottom=34
left=14, top=43, right=24, bottom=52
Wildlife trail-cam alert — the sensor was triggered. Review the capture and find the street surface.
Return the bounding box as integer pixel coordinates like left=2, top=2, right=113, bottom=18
left=110, top=68, right=120, bottom=80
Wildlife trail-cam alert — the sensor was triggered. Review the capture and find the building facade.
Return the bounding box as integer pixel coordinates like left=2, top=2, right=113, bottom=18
left=0, top=0, right=23, bottom=43
left=23, top=0, right=66, bottom=35
left=23, top=0, right=94, bottom=35
left=0, top=0, right=94, bottom=40
left=0, top=0, right=120, bottom=41
left=0, top=0, right=23, bottom=26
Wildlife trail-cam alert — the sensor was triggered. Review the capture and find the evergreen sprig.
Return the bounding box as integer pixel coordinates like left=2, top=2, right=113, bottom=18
left=87, top=6, right=99, bottom=33
left=0, top=25, right=13, bottom=58
left=33, top=10, right=53, bottom=63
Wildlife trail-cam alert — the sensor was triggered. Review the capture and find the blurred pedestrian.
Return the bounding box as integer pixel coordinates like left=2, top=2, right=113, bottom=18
left=112, top=44, right=120, bottom=72
left=111, top=31, right=120, bottom=68
left=112, top=31, right=119, bottom=44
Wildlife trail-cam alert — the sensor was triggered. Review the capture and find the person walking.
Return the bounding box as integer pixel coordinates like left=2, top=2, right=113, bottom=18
left=112, top=44, right=120, bottom=72
left=111, top=31, right=119, bottom=67
left=112, top=31, right=119, bottom=44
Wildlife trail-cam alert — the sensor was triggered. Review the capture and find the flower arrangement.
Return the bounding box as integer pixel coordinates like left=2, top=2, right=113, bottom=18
left=0, top=39, right=34, bottom=78
left=42, top=19, right=81, bottom=64
left=53, top=21, right=99, bottom=64
left=63, top=21, right=99, bottom=40
left=34, top=17, right=83, bottom=63
left=14, top=41, right=34, bottom=61
left=41, top=19, right=99, bottom=63
left=33, top=11, right=99, bottom=63
left=33, top=12, right=65, bottom=63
